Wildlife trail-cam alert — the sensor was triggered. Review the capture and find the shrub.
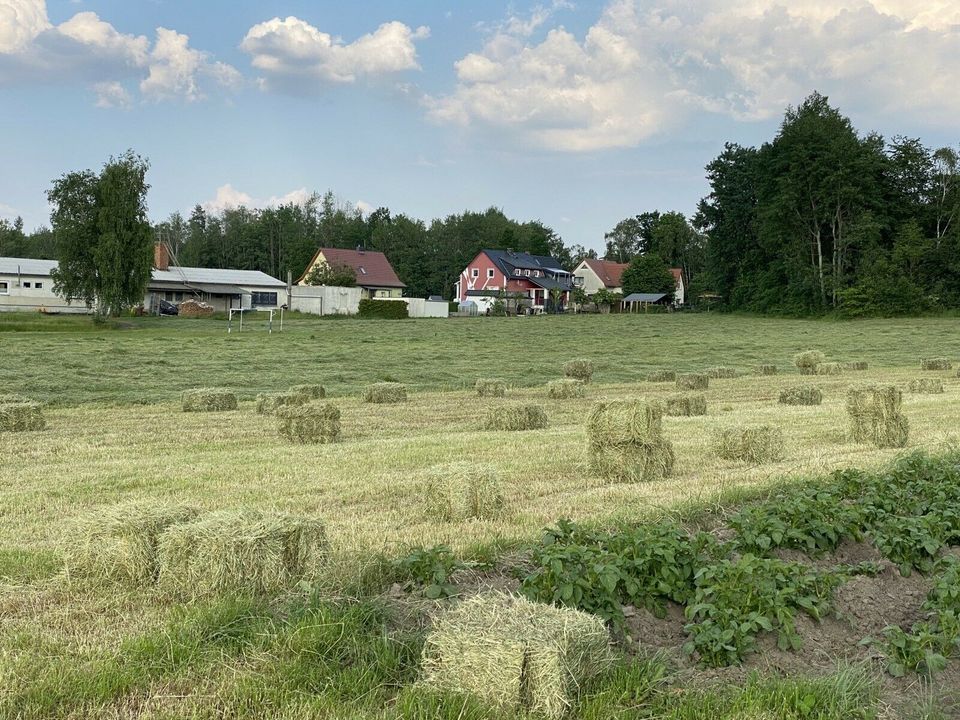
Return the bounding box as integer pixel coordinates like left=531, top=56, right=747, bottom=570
left=276, top=402, right=341, bottom=444
left=921, top=358, right=952, bottom=371
left=646, top=369, right=677, bottom=382
left=715, top=425, right=784, bottom=463
left=157, top=509, right=327, bottom=597
left=755, top=364, right=777, bottom=375
left=421, top=592, right=611, bottom=720
left=586, top=399, right=675, bottom=482
left=362, top=382, right=407, bottom=404
left=664, top=393, right=707, bottom=417
left=484, top=404, right=548, bottom=431
left=815, top=362, right=843, bottom=376
left=0, top=402, right=45, bottom=432
left=706, top=367, right=738, bottom=379
left=475, top=378, right=506, bottom=398
left=423, top=462, right=505, bottom=521
left=677, top=373, right=709, bottom=390
left=547, top=379, right=585, bottom=399
left=778, top=386, right=822, bottom=406
left=907, top=378, right=944, bottom=394
left=794, top=350, right=826, bottom=375
left=181, top=388, right=238, bottom=412
left=563, top=359, right=594, bottom=383
left=358, top=298, right=409, bottom=319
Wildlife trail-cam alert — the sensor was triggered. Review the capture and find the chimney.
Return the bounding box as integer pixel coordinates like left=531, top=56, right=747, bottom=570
left=154, top=242, right=170, bottom=271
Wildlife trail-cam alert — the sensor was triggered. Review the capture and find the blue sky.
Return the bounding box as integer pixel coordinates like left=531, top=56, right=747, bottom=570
left=2, top=1, right=958, bottom=253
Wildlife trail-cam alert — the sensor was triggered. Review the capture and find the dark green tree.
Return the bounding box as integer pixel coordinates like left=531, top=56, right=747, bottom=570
left=620, top=253, right=675, bottom=299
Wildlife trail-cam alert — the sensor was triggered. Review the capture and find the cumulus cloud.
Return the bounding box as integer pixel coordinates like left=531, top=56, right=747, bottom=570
left=0, top=0, right=240, bottom=104
left=240, top=16, right=429, bottom=91
left=428, top=0, right=960, bottom=151
left=202, top=184, right=314, bottom=213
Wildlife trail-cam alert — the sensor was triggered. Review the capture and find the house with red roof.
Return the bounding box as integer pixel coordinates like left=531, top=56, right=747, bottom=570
left=454, top=249, right=573, bottom=312
left=298, top=247, right=406, bottom=299
left=573, top=258, right=685, bottom=306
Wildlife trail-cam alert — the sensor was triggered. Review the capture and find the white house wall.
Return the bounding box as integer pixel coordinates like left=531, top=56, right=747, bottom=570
left=289, top=285, right=362, bottom=316
left=0, top=272, right=90, bottom=313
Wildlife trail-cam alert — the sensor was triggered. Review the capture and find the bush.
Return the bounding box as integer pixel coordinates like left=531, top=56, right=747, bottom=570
left=547, top=379, right=585, bottom=399
left=358, top=298, right=409, bottom=319
left=362, top=382, right=407, bottom=404
left=484, top=404, right=548, bottom=431
left=563, top=359, right=594, bottom=383
left=778, top=386, right=822, bottom=406
left=715, top=425, right=784, bottom=464
left=181, top=388, right=238, bottom=412
left=276, top=402, right=341, bottom=444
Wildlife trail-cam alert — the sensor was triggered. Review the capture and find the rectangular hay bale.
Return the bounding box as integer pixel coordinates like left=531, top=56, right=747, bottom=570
left=843, top=361, right=868, bottom=371
left=423, top=462, right=505, bottom=521
left=562, top=359, right=593, bottom=383
left=676, top=373, right=709, bottom=390
left=0, top=402, right=45, bottom=432
left=714, top=425, right=784, bottom=464
left=586, top=399, right=674, bottom=482
left=794, top=350, right=826, bottom=375
left=255, top=391, right=307, bottom=415
left=276, top=402, right=341, bottom=444
left=755, top=364, right=778, bottom=376
left=706, top=366, right=738, bottom=379
left=646, top=369, right=677, bottom=383
left=778, top=386, right=822, bottom=406
left=921, top=358, right=952, bottom=371
left=362, top=382, right=408, bottom=404
left=664, top=393, right=707, bottom=417
left=547, top=379, right=585, bottom=400
left=181, top=388, right=238, bottom=412
left=907, top=378, right=944, bottom=394
left=288, top=384, right=325, bottom=401
left=845, top=385, right=908, bottom=448
left=475, top=378, right=506, bottom=398
left=484, top=404, right=548, bottom=431
left=815, top=362, right=843, bottom=376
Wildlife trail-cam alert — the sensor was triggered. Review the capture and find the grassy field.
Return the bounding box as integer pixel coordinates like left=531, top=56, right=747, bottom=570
left=2, top=312, right=960, bottom=718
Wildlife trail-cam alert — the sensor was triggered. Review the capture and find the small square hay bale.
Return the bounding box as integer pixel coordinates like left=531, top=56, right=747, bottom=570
left=69, top=501, right=199, bottom=585
left=646, top=369, right=677, bottom=383
left=547, top=379, right=585, bottom=400
left=778, top=386, right=822, bottom=406
left=706, top=366, right=738, bottom=379
left=563, top=359, right=594, bottom=383
left=846, top=386, right=875, bottom=443
left=586, top=399, right=662, bottom=446
left=589, top=438, right=676, bottom=483
left=815, top=362, right=843, bottom=376
left=664, top=393, right=707, bottom=417
left=921, top=358, right=952, bottom=371
left=362, top=382, right=408, bottom=404
left=484, top=404, right=548, bottom=431
left=421, top=592, right=611, bottom=720
left=586, top=399, right=675, bottom=482
left=276, top=402, right=341, bottom=444
left=755, top=364, right=778, bottom=376
left=0, top=402, right=45, bottom=432
left=475, top=378, right=506, bottom=398
left=423, top=462, right=505, bottom=521
left=255, top=391, right=307, bottom=415
left=157, top=509, right=327, bottom=598
left=843, top=361, right=868, bottom=371
left=794, top=350, right=826, bottom=375
left=181, top=388, right=238, bottom=412
left=676, top=373, right=709, bottom=390
left=846, top=385, right=908, bottom=448
left=714, top=425, right=784, bottom=464
left=907, top=378, right=944, bottom=394
left=288, top=384, right=325, bottom=401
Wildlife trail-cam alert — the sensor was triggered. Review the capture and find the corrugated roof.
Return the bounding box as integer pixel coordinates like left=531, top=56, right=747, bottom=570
left=298, top=247, right=406, bottom=288
left=622, top=293, right=668, bottom=303
left=0, top=257, right=58, bottom=276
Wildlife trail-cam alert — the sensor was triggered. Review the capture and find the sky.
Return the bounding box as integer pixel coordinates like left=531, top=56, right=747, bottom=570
left=1, top=0, right=959, bottom=253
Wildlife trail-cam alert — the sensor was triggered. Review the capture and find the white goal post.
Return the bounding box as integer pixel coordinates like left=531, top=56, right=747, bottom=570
left=227, top=307, right=284, bottom=334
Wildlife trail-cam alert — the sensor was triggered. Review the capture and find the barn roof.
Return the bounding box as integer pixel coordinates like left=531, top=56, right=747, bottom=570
left=0, top=257, right=58, bottom=276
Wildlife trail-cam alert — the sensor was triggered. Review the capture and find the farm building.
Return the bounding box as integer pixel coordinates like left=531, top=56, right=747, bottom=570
left=455, top=249, right=573, bottom=312
left=573, top=258, right=686, bottom=306
left=297, top=247, right=406, bottom=299
left=0, top=257, right=87, bottom=313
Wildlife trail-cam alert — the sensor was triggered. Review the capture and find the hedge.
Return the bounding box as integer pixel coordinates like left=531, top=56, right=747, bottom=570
left=358, top=299, right=409, bottom=319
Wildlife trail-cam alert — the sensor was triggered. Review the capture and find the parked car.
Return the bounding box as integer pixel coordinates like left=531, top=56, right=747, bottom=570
left=158, top=300, right=179, bottom=316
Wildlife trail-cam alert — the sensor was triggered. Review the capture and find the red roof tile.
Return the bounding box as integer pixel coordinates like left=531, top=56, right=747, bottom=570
left=584, top=258, right=629, bottom=288
left=299, top=247, right=406, bottom=288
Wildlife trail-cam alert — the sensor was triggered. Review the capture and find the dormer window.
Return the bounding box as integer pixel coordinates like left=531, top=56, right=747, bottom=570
left=524, top=270, right=530, bottom=276
left=514, top=268, right=521, bottom=275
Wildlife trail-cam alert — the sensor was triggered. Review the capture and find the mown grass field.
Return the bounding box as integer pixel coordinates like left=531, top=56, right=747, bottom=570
left=3, top=312, right=960, bottom=718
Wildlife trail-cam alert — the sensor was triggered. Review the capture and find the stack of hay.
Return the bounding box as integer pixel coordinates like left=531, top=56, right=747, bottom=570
left=177, top=299, right=215, bottom=318
left=547, top=379, right=585, bottom=400
left=646, top=369, right=677, bottom=383
left=778, top=386, right=822, bottom=406
left=586, top=399, right=675, bottom=482
left=276, top=402, right=341, bottom=444
left=794, top=350, right=826, bottom=375
left=664, top=393, right=707, bottom=417
left=907, top=378, right=944, bottom=394
left=475, top=378, right=506, bottom=398
left=843, top=361, right=868, bottom=371
left=563, top=359, right=593, bottom=383
left=484, top=404, right=548, bottom=431
left=421, top=592, right=611, bottom=720
left=182, top=388, right=238, bottom=412
left=676, top=373, right=709, bottom=390
left=755, top=364, right=777, bottom=376
left=706, top=367, right=738, bottom=379
left=362, top=382, right=407, bottom=404
left=921, top=358, right=952, bottom=371
left=256, top=385, right=325, bottom=415
left=423, top=462, right=505, bottom=521
left=715, top=425, right=784, bottom=463
left=815, top=362, right=843, bottom=376
left=0, top=395, right=46, bottom=432
left=846, top=386, right=909, bottom=448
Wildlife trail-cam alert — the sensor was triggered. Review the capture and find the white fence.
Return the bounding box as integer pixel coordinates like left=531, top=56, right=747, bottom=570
left=289, top=285, right=362, bottom=316
left=381, top=297, right=449, bottom=318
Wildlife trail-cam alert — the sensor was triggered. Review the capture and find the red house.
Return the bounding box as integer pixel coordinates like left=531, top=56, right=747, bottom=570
left=454, top=249, right=573, bottom=312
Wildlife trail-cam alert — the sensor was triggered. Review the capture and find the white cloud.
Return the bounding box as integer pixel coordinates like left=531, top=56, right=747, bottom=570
left=240, top=16, right=429, bottom=91
left=202, top=184, right=315, bottom=213
left=428, top=0, right=960, bottom=152
left=0, top=0, right=240, bottom=104
left=0, top=202, right=20, bottom=219
left=355, top=200, right=374, bottom=214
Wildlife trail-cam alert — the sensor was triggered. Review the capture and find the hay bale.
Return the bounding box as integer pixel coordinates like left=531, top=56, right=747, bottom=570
left=362, top=382, right=407, bottom=404
left=646, top=369, right=677, bottom=383
left=157, top=509, right=327, bottom=598
left=423, top=462, right=505, bottom=521
left=288, top=384, right=325, bottom=401
left=421, top=592, right=611, bottom=720
left=846, top=386, right=909, bottom=448
left=0, top=402, right=45, bottom=432
left=778, top=386, right=822, bottom=406
left=181, top=388, right=238, bottom=412
left=255, top=391, right=307, bottom=415
left=0, top=393, right=35, bottom=404
left=276, top=402, right=341, bottom=444
left=676, top=373, right=709, bottom=390
left=664, top=393, right=707, bottom=417
left=846, top=387, right=875, bottom=443
left=547, top=379, right=585, bottom=400
left=921, top=358, right=952, bottom=371
left=586, top=399, right=675, bottom=482
left=907, top=378, right=944, bottom=394
left=815, top=362, right=843, bottom=376
left=706, top=366, right=738, bottom=379
left=794, top=350, right=826, bottom=375
left=755, top=364, right=777, bottom=376
left=714, top=425, right=784, bottom=464
left=177, top=299, right=215, bottom=318
left=475, top=378, right=506, bottom=398
left=843, top=361, right=868, bottom=371
left=563, top=359, right=594, bottom=383
left=484, top=404, right=548, bottom=431
left=69, top=502, right=199, bottom=585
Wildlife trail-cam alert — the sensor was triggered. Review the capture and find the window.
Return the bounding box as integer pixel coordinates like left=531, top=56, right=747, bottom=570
left=471, top=268, right=479, bottom=278
left=514, top=268, right=521, bottom=275
left=0, top=281, right=7, bottom=294
left=524, top=269, right=530, bottom=276
left=487, top=268, right=495, bottom=279
left=574, top=276, right=584, bottom=287
left=251, top=291, right=278, bottom=307
left=23, top=282, right=30, bottom=288
left=34, top=282, right=42, bottom=289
